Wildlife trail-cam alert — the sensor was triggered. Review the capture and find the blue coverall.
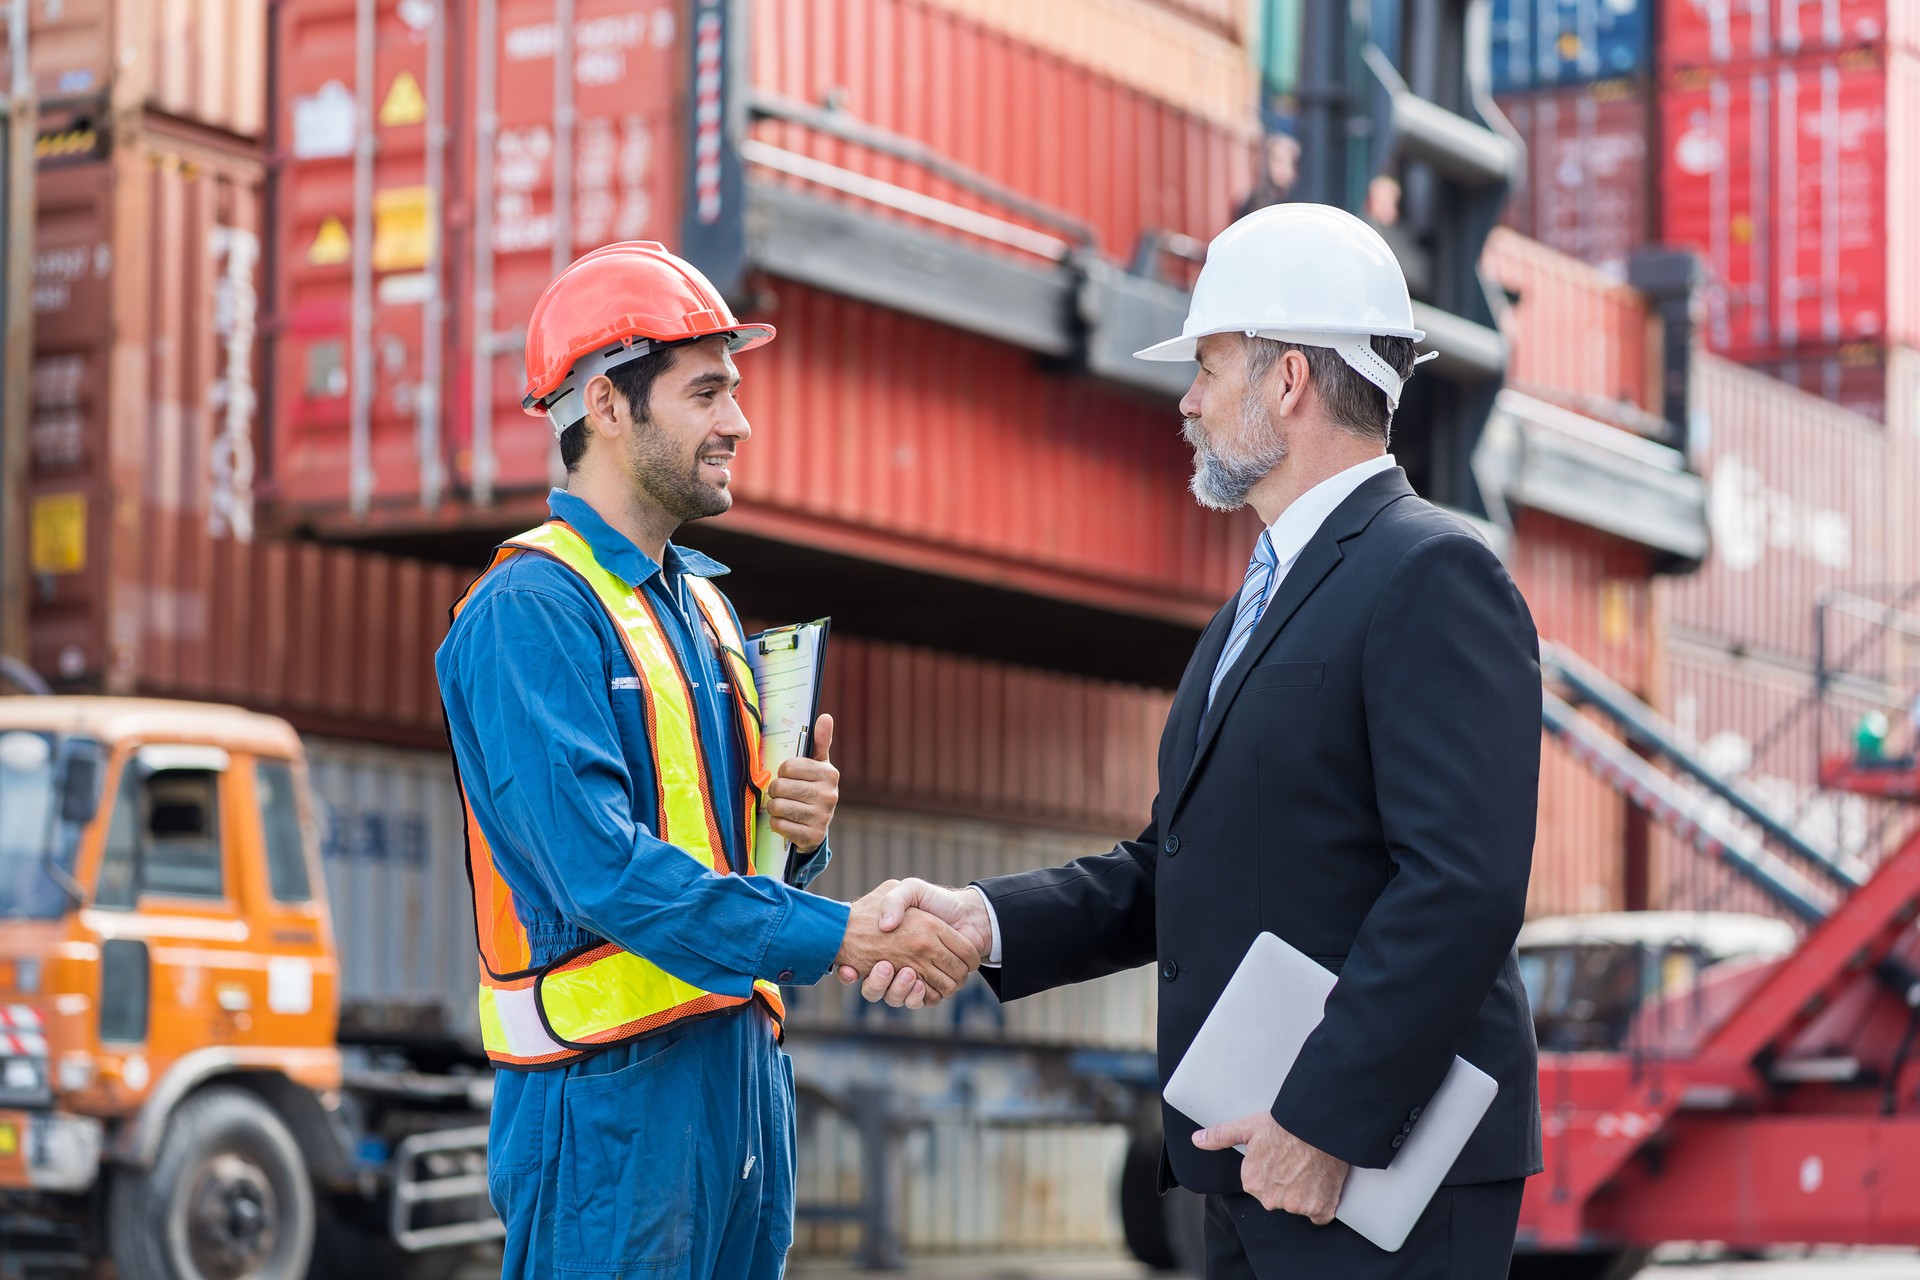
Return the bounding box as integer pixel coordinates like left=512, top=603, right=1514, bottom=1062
left=437, top=490, right=852, bottom=1280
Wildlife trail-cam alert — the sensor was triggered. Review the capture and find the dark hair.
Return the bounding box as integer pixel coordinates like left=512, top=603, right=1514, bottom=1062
left=558, top=344, right=681, bottom=472
left=1243, top=333, right=1420, bottom=445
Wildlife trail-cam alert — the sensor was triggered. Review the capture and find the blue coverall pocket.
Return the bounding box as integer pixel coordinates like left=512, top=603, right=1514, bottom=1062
left=769, top=1051, right=798, bottom=1254
left=553, top=1042, right=697, bottom=1274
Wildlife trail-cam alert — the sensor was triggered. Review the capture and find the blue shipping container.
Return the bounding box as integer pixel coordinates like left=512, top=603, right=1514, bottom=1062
left=1491, top=0, right=1651, bottom=93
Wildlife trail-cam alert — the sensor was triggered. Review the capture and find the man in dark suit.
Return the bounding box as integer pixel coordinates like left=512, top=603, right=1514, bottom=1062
left=844, top=203, right=1542, bottom=1277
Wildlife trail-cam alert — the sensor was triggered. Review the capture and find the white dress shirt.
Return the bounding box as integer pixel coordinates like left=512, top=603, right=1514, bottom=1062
left=972, top=453, right=1399, bottom=964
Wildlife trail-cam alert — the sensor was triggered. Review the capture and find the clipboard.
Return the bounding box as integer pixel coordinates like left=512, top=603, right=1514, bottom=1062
left=743, top=618, right=831, bottom=884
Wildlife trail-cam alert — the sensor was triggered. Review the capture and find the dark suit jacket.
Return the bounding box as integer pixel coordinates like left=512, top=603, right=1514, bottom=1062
left=976, top=467, right=1544, bottom=1195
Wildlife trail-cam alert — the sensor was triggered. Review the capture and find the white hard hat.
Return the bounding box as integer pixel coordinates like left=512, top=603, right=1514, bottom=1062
left=1135, top=203, right=1432, bottom=410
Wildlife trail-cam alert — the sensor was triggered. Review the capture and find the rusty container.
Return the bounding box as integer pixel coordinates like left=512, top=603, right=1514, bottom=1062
left=0, top=0, right=265, bottom=137
left=1659, top=354, right=1909, bottom=667
left=1497, top=80, right=1654, bottom=281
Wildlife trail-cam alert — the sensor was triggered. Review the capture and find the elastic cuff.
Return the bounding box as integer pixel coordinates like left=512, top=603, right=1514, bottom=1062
left=758, top=889, right=851, bottom=985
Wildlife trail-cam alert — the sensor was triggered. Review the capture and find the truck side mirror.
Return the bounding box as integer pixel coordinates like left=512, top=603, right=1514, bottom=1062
left=60, top=743, right=105, bottom=826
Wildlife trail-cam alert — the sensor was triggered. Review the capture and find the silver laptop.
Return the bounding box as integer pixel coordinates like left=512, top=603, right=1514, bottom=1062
left=1162, top=932, right=1498, bottom=1252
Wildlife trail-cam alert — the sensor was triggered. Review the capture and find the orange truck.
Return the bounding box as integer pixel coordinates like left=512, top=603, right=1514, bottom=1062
left=0, top=697, right=495, bottom=1280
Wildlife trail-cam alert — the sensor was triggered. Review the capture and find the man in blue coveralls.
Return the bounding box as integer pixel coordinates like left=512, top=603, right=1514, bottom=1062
left=437, top=242, right=982, bottom=1279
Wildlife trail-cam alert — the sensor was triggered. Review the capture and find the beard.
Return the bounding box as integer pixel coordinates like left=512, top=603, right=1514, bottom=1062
left=1183, top=391, right=1286, bottom=512
left=626, top=422, right=733, bottom=524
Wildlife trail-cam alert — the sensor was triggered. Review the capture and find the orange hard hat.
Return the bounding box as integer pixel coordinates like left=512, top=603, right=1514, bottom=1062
left=521, top=241, right=775, bottom=436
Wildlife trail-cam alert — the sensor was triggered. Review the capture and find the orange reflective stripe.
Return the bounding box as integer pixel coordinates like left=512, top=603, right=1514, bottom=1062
left=465, top=799, right=533, bottom=979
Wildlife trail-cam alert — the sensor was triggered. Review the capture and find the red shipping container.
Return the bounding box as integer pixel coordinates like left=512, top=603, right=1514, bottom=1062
left=1483, top=227, right=1658, bottom=421
left=0, top=0, right=266, bottom=138
left=1659, top=354, right=1908, bottom=666
left=1889, top=51, right=1920, bottom=349
left=267, top=0, right=1254, bottom=582
left=1755, top=342, right=1889, bottom=419
left=1498, top=81, right=1653, bottom=281
left=1509, top=510, right=1661, bottom=918
left=1663, top=0, right=1891, bottom=73
left=1661, top=54, right=1889, bottom=361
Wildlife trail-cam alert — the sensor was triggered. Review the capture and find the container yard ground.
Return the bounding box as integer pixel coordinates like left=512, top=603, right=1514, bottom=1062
left=447, top=1244, right=1920, bottom=1279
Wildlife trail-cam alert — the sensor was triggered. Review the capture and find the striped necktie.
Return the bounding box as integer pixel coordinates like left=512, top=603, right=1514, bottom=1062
left=1205, top=529, right=1278, bottom=723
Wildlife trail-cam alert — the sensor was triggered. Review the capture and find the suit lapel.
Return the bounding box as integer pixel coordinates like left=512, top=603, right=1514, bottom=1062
left=1180, top=535, right=1343, bottom=797
left=1166, top=598, right=1236, bottom=787
left=1172, top=467, right=1418, bottom=814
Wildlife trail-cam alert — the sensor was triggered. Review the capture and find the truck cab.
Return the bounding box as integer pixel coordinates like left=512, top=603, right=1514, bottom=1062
left=0, top=697, right=480, bottom=1279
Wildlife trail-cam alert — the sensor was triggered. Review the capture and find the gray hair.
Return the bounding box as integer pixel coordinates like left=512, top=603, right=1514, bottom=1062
left=1243, top=333, right=1419, bottom=445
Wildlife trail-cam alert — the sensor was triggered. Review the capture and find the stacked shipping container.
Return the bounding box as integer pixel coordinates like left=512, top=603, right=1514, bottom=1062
left=1652, top=354, right=1920, bottom=915
left=1656, top=0, right=1919, bottom=420
left=1492, top=0, right=1655, bottom=279
left=265, top=0, right=1257, bottom=612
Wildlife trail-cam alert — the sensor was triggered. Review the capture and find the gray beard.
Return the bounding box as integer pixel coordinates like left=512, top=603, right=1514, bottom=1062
left=1183, top=404, right=1285, bottom=512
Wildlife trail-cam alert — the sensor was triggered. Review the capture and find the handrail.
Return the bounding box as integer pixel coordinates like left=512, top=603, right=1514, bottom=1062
left=748, top=91, right=1098, bottom=249
left=1542, top=641, right=1859, bottom=890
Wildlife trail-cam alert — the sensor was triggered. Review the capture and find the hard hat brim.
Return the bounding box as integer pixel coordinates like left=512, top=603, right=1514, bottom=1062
left=1133, top=322, right=1426, bottom=363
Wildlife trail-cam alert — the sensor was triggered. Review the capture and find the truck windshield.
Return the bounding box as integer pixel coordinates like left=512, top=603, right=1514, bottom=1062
left=0, top=730, right=84, bottom=920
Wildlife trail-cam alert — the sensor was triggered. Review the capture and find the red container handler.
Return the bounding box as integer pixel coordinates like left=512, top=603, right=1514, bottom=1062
left=1660, top=53, right=1889, bottom=362
left=1652, top=642, right=1903, bottom=920
left=1663, top=0, right=1892, bottom=74
left=1497, top=80, right=1654, bottom=280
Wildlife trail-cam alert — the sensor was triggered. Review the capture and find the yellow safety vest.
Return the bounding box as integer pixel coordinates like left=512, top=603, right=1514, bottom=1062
left=450, top=520, right=786, bottom=1069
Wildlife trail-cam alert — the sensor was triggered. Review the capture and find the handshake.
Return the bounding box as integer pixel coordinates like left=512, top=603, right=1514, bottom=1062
left=830, top=879, right=992, bottom=1009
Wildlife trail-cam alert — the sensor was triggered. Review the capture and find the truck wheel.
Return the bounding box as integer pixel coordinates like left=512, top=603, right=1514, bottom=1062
left=109, top=1085, right=315, bottom=1280
left=1118, top=1130, right=1206, bottom=1274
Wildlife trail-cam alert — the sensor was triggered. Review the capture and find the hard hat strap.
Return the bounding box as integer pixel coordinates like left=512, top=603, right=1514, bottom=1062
left=1246, top=329, right=1421, bottom=413
left=541, top=339, right=660, bottom=439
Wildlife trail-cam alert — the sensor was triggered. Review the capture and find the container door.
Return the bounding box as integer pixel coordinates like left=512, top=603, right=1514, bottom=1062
left=458, top=0, right=686, bottom=504
left=272, top=0, right=448, bottom=515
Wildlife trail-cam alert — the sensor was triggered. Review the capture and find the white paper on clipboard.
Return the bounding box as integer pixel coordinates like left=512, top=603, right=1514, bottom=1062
left=743, top=618, right=830, bottom=884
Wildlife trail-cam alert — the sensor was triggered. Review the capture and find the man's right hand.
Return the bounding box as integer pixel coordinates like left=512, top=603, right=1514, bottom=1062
left=835, top=880, right=981, bottom=1008
left=837, top=878, right=993, bottom=1007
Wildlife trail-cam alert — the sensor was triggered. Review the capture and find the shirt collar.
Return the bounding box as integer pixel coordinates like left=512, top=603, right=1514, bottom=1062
left=545, top=489, right=731, bottom=589
left=1263, top=453, right=1397, bottom=567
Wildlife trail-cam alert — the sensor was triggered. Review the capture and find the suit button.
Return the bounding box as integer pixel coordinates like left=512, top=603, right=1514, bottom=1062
left=777, top=969, right=795, bottom=983
left=1161, top=960, right=1180, bottom=981
left=1409, top=1107, right=1422, bottom=1122
left=1401, top=1122, right=1413, bottom=1135
left=1391, top=1134, right=1405, bottom=1150
left=1163, top=835, right=1180, bottom=856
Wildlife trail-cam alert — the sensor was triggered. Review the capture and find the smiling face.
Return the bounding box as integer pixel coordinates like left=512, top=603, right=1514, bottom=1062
left=1178, top=333, right=1290, bottom=512
left=617, top=336, right=750, bottom=524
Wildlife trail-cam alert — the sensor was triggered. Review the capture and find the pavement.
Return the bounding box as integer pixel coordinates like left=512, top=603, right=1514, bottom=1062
left=456, top=1245, right=1920, bottom=1279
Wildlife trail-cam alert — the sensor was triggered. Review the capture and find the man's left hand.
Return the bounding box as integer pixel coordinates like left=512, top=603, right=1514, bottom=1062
left=1192, top=1112, right=1349, bottom=1225
left=767, top=714, right=838, bottom=853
